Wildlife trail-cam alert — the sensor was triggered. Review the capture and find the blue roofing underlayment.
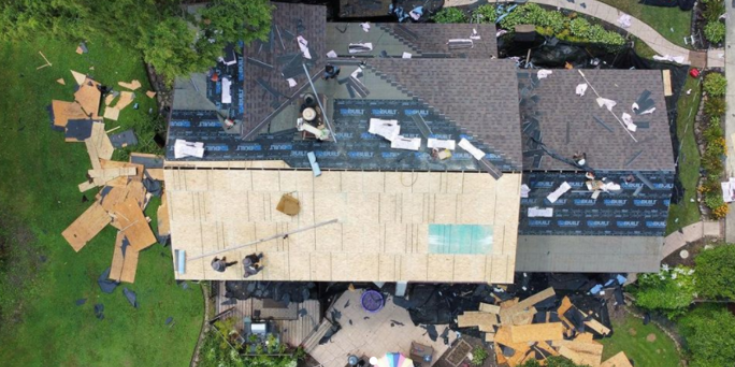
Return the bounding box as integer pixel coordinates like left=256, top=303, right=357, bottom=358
left=518, top=171, right=673, bottom=237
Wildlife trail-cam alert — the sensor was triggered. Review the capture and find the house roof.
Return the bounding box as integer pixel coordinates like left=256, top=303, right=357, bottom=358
left=241, top=2, right=327, bottom=138
left=165, top=169, right=521, bottom=283
left=325, top=23, right=498, bottom=58
left=167, top=58, right=523, bottom=173
left=515, top=235, right=662, bottom=273
left=518, top=69, right=674, bottom=172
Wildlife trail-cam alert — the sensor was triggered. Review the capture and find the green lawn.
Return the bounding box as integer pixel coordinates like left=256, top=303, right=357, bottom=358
left=601, top=314, right=683, bottom=367
left=0, top=36, right=203, bottom=366
left=598, top=0, right=692, bottom=48
left=666, top=74, right=702, bottom=234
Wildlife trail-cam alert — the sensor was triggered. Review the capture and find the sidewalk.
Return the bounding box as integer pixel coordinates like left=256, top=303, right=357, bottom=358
left=661, top=221, right=720, bottom=259
left=724, top=1, right=735, bottom=242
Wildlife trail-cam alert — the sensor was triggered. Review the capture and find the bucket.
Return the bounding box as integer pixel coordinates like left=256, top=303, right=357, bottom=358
left=361, top=290, right=384, bottom=313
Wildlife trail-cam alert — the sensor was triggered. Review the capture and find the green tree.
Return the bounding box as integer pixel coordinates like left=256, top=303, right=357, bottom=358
left=473, top=5, right=498, bottom=24
left=679, top=305, right=735, bottom=367
left=703, top=72, right=727, bottom=97
left=0, top=0, right=273, bottom=81
left=632, top=265, right=696, bottom=318
left=432, top=8, right=468, bottom=23
left=694, top=244, right=735, bottom=299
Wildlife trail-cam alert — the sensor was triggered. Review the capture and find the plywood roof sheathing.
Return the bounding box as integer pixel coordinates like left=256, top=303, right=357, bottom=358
left=111, top=196, right=156, bottom=251
left=62, top=203, right=112, bottom=252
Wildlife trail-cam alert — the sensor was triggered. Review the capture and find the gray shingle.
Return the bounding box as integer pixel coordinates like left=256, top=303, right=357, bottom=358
left=518, top=69, right=675, bottom=172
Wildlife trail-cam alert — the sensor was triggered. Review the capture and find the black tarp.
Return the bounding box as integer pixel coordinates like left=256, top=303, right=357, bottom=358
left=98, top=268, right=119, bottom=294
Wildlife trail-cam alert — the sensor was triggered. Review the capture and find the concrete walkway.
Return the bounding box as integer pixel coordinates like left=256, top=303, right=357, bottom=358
left=662, top=221, right=720, bottom=259
left=724, top=1, right=735, bottom=242
left=446, top=0, right=692, bottom=63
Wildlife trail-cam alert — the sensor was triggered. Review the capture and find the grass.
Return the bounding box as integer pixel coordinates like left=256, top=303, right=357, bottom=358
left=0, top=36, right=203, bottom=366
left=601, top=313, right=683, bottom=367
left=598, top=0, right=692, bottom=48
left=633, top=37, right=658, bottom=59
left=666, top=74, right=703, bottom=235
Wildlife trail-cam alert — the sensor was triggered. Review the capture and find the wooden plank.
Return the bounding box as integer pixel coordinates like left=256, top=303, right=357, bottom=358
left=534, top=341, right=559, bottom=357
left=457, top=311, right=499, bottom=330
left=558, top=296, right=574, bottom=315
left=84, top=139, right=102, bottom=171
left=579, top=309, right=612, bottom=336
left=484, top=332, right=495, bottom=342
left=157, top=191, right=171, bottom=239
left=52, top=100, right=89, bottom=127
left=88, top=122, right=114, bottom=160
left=662, top=70, right=673, bottom=97
left=61, top=203, right=111, bottom=252
left=510, top=306, right=536, bottom=326
left=103, top=106, right=120, bottom=121
left=111, top=196, right=156, bottom=251
left=600, top=352, right=633, bottom=367
left=146, top=168, right=164, bottom=181
left=88, top=167, right=136, bottom=181
left=574, top=332, right=595, bottom=342
left=557, top=343, right=602, bottom=367
left=109, top=231, right=140, bottom=283
left=510, top=323, right=564, bottom=343
left=551, top=340, right=604, bottom=354
left=118, top=79, right=142, bottom=91
left=100, top=186, right=131, bottom=212
left=115, top=91, right=135, bottom=110
left=74, top=79, right=101, bottom=118
left=78, top=180, right=98, bottom=192
left=479, top=302, right=501, bottom=314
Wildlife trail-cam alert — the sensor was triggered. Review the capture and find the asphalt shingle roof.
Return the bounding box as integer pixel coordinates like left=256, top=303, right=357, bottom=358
left=365, top=58, right=523, bottom=170
left=518, top=69, right=675, bottom=172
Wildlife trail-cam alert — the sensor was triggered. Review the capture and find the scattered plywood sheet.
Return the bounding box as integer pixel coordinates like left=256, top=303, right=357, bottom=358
left=457, top=311, right=499, bottom=332
left=479, top=303, right=501, bottom=314
left=484, top=332, right=495, bottom=342
left=157, top=192, right=170, bottom=239
left=557, top=344, right=603, bottom=367
left=61, top=203, right=111, bottom=252
left=579, top=309, right=612, bottom=336
left=510, top=322, right=564, bottom=343
left=115, top=91, right=135, bottom=110
left=105, top=93, right=117, bottom=106
left=118, top=79, right=142, bottom=91
left=600, top=352, right=633, bottom=367
left=71, top=70, right=87, bottom=85
left=574, top=332, right=596, bottom=342
left=84, top=138, right=102, bottom=171
left=57, top=78, right=66, bottom=85
left=146, top=168, right=164, bottom=181
left=100, top=186, right=131, bottom=212
left=533, top=341, right=559, bottom=357
left=101, top=159, right=144, bottom=186
left=74, top=79, right=101, bottom=118
left=88, top=167, right=136, bottom=181
left=89, top=121, right=114, bottom=160
left=78, top=180, right=98, bottom=192
left=509, top=306, right=536, bottom=326
left=103, top=106, right=120, bottom=121
left=146, top=90, right=156, bottom=98
left=52, top=100, right=89, bottom=127
left=662, top=70, right=673, bottom=97
left=109, top=232, right=140, bottom=283
left=111, top=196, right=156, bottom=251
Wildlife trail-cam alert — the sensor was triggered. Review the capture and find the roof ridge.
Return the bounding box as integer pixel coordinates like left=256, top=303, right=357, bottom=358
left=374, top=24, right=421, bottom=55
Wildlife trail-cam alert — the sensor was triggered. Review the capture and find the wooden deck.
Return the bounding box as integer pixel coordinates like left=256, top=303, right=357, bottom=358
left=215, top=282, right=321, bottom=347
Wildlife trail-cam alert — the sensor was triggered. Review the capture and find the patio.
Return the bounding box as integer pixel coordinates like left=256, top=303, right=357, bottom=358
left=308, top=289, right=457, bottom=367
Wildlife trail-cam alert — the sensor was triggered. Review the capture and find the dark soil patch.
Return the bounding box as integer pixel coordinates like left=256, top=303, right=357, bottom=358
left=0, top=212, right=41, bottom=330
left=662, top=237, right=721, bottom=267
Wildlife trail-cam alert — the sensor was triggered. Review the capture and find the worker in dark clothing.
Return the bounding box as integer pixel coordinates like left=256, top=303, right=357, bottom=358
left=324, top=64, right=340, bottom=80
left=211, top=256, right=237, bottom=272
left=243, top=253, right=264, bottom=278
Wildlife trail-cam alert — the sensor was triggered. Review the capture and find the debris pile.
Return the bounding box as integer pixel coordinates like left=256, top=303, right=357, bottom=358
left=456, top=287, right=632, bottom=367
left=51, top=70, right=168, bottom=284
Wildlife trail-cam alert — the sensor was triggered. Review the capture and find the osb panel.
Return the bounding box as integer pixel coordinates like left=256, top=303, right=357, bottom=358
left=226, top=222, right=258, bottom=246
left=247, top=192, right=271, bottom=222
left=427, top=255, right=454, bottom=281
left=196, top=192, right=217, bottom=222
left=292, top=191, right=315, bottom=224
left=314, top=192, right=346, bottom=221
left=251, top=170, right=281, bottom=192
left=168, top=191, right=194, bottom=221
left=309, top=253, right=333, bottom=281
left=445, top=172, right=465, bottom=194
left=462, top=173, right=495, bottom=194
left=361, top=220, right=382, bottom=254
left=212, top=192, right=249, bottom=221
left=285, top=227, right=316, bottom=252
left=399, top=254, right=428, bottom=281
left=331, top=253, right=379, bottom=281
left=361, top=171, right=385, bottom=192
left=262, top=251, right=289, bottom=280
left=384, top=172, right=415, bottom=194
left=313, top=171, right=342, bottom=192
left=294, top=170, right=315, bottom=192
left=288, top=251, right=312, bottom=281
left=183, top=170, right=210, bottom=191
left=379, top=194, right=400, bottom=223
left=491, top=256, right=510, bottom=283
left=415, top=225, right=429, bottom=254
left=378, top=254, right=398, bottom=281
left=453, top=255, right=487, bottom=282
left=220, top=170, right=253, bottom=192
left=383, top=222, right=409, bottom=254
left=314, top=223, right=344, bottom=253
left=484, top=256, right=496, bottom=283
left=402, top=193, right=428, bottom=224
left=341, top=171, right=364, bottom=192
left=409, top=173, right=433, bottom=193
left=342, top=223, right=373, bottom=253
left=504, top=222, right=519, bottom=256
left=164, top=160, right=289, bottom=169
left=493, top=223, right=507, bottom=256
left=199, top=221, right=226, bottom=253
left=278, top=171, right=299, bottom=193
left=433, top=194, right=459, bottom=223
left=344, top=193, right=378, bottom=223
left=458, top=191, right=495, bottom=225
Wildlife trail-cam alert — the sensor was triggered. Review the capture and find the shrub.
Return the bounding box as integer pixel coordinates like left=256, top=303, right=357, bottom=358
left=537, top=10, right=566, bottom=34
left=704, top=97, right=726, bottom=117
left=703, top=73, right=727, bottom=97
left=471, top=346, right=489, bottom=366
left=704, top=191, right=725, bottom=210
left=704, top=21, right=726, bottom=44
left=679, top=305, right=735, bottom=367
left=473, top=5, right=498, bottom=24
left=432, top=8, right=467, bottom=23
left=694, top=244, right=735, bottom=299
left=633, top=264, right=696, bottom=319
left=569, top=17, right=591, bottom=37
left=703, top=0, right=726, bottom=22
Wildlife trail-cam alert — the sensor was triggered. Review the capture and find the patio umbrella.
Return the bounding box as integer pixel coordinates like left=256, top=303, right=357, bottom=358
left=376, top=352, right=414, bottom=367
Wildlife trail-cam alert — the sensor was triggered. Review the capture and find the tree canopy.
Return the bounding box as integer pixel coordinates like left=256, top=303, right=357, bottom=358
left=0, top=0, right=273, bottom=81
left=632, top=265, right=696, bottom=319
left=694, top=244, right=735, bottom=300
left=679, top=305, right=735, bottom=367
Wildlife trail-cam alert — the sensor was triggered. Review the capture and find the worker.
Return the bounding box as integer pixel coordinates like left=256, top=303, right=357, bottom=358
left=573, top=151, right=587, bottom=166
left=243, top=253, right=264, bottom=278
left=210, top=256, right=237, bottom=272
left=324, top=64, right=340, bottom=80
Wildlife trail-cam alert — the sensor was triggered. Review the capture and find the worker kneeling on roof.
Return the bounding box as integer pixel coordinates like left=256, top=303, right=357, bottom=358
left=243, top=253, right=264, bottom=278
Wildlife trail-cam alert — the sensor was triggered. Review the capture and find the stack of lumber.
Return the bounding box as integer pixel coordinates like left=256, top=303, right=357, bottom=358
left=457, top=288, right=629, bottom=367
